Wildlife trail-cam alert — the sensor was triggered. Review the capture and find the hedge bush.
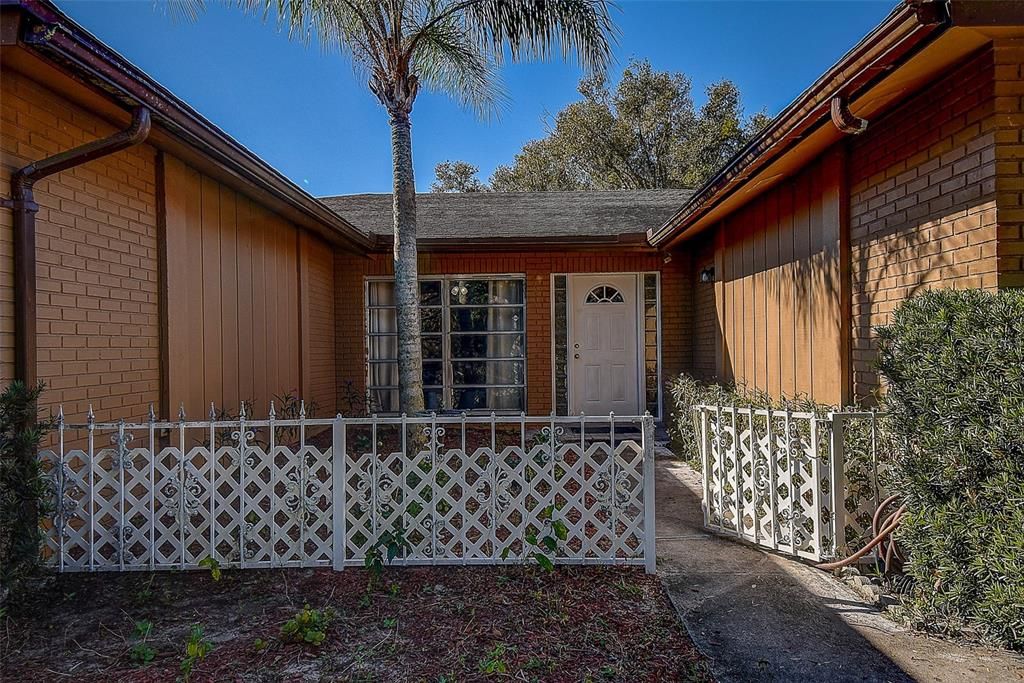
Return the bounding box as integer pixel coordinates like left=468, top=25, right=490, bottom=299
left=876, top=288, right=1024, bottom=649
left=0, top=381, right=51, bottom=603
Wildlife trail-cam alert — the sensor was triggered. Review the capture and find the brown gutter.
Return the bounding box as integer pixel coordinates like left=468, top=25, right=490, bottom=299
left=13, top=0, right=373, bottom=251
left=1, top=106, right=151, bottom=389
left=648, top=0, right=951, bottom=249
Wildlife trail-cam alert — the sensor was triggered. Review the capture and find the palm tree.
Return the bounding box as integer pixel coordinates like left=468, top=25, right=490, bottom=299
left=179, top=0, right=615, bottom=414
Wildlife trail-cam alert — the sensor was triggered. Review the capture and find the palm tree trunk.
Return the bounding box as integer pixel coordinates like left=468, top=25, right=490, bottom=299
left=389, top=111, right=425, bottom=415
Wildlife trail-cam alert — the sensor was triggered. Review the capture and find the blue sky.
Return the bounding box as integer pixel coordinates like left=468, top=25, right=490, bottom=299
left=63, top=1, right=893, bottom=196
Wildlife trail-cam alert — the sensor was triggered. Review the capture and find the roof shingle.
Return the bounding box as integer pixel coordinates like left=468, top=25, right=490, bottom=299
left=319, top=190, right=693, bottom=243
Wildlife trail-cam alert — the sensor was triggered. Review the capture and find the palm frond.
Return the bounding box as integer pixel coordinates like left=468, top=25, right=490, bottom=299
left=412, top=15, right=507, bottom=118
left=461, top=0, right=616, bottom=74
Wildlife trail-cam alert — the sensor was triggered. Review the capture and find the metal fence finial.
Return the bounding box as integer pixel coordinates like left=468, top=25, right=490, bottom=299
left=209, top=402, right=216, bottom=421
left=147, top=403, right=155, bottom=422
left=87, top=404, right=95, bottom=424
left=299, top=400, right=306, bottom=420
left=268, top=401, right=276, bottom=419
left=178, top=403, right=186, bottom=421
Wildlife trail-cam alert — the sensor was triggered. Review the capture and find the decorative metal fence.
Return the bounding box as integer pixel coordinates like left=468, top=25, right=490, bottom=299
left=40, top=406, right=657, bottom=573
left=693, top=406, right=884, bottom=562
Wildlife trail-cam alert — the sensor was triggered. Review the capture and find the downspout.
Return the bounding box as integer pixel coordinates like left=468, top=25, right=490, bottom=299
left=1, top=106, right=152, bottom=389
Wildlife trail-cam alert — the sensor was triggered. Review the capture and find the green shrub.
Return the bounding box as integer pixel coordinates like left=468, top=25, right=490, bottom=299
left=876, top=288, right=1024, bottom=649
left=0, top=381, right=51, bottom=601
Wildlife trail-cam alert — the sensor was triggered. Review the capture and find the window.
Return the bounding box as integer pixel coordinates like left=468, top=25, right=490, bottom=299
left=366, top=277, right=526, bottom=413
left=585, top=285, right=624, bottom=304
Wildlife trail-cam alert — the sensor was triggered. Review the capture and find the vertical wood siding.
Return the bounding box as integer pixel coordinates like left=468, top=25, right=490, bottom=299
left=163, top=155, right=334, bottom=418
left=707, top=149, right=846, bottom=404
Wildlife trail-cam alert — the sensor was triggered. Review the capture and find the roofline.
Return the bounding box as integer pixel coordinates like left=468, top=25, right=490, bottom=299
left=647, top=0, right=955, bottom=248
left=367, top=232, right=654, bottom=252
left=7, top=0, right=373, bottom=251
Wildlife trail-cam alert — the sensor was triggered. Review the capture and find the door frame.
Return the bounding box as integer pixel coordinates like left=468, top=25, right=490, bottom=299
left=550, top=272, right=662, bottom=418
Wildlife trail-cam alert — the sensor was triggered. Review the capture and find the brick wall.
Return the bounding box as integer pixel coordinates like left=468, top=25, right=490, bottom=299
left=848, top=46, right=1002, bottom=400
left=689, top=232, right=717, bottom=381
left=335, top=249, right=690, bottom=417
left=1, top=68, right=160, bottom=424
left=994, top=38, right=1024, bottom=288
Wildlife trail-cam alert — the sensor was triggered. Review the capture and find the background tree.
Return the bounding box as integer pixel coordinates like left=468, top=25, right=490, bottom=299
left=431, top=160, right=488, bottom=192
left=488, top=59, right=768, bottom=191
left=186, top=0, right=616, bottom=413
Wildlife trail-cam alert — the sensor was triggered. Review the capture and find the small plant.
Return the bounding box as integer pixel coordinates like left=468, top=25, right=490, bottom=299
left=381, top=616, right=397, bottom=628
left=502, top=505, right=566, bottom=572
left=365, top=524, right=412, bottom=589
left=478, top=643, right=512, bottom=675
left=128, top=620, right=155, bottom=666
left=179, top=623, right=212, bottom=682
left=280, top=603, right=333, bottom=646
left=252, top=637, right=268, bottom=652
left=198, top=556, right=222, bottom=582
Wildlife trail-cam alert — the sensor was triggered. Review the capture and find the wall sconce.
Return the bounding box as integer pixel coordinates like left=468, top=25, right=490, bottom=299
left=699, top=266, right=715, bottom=283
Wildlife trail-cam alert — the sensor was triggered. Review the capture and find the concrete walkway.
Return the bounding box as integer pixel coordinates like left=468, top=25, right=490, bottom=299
left=655, top=458, right=1024, bottom=683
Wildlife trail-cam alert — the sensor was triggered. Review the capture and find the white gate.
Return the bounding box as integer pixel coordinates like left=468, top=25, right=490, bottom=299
left=40, top=407, right=657, bottom=573
left=693, top=406, right=882, bottom=562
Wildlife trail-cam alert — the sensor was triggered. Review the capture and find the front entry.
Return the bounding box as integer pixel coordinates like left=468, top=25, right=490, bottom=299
left=569, top=274, right=641, bottom=416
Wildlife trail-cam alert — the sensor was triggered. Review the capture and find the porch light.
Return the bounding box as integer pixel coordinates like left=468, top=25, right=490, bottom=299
left=699, top=266, right=715, bottom=283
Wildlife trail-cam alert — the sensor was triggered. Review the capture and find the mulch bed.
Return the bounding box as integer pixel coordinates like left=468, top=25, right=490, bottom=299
left=2, top=566, right=711, bottom=682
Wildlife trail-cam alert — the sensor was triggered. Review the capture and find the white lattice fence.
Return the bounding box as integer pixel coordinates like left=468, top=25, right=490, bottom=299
left=40, top=408, right=657, bottom=573
left=694, top=406, right=883, bottom=562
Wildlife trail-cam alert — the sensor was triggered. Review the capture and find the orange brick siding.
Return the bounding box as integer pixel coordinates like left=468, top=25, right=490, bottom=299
left=689, top=233, right=717, bottom=382
left=994, top=38, right=1024, bottom=288
left=335, top=250, right=690, bottom=417
left=1, top=68, right=160, bottom=425
left=848, top=47, right=1003, bottom=400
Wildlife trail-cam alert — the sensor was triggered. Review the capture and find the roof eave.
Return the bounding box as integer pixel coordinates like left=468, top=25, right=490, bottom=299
left=10, top=0, right=373, bottom=251
left=647, top=0, right=951, bottom=248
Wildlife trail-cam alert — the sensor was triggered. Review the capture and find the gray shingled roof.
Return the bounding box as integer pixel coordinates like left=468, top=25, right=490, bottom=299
left=319, top=190, right=693, bottom=242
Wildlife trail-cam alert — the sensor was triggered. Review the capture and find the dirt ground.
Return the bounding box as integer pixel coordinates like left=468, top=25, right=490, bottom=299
left=1, top=565, right=710, bottom=682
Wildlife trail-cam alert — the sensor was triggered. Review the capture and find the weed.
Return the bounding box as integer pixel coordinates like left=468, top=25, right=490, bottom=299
left=501, top=505, right=566, bottom=571
left=365, top=525, right=412, bottom=590
left=128, top=619, right=155, bottom=666
left=280, top=604, right=333, bottom=646
left=253, top=637, right=268, bottom=652
left=197, top=556, right=222, bottom=582
left=381, top=617, right=397, bottom=629
left=179, top=623, right=212, bottom=682
left=478, top=643, right=513, bottom=675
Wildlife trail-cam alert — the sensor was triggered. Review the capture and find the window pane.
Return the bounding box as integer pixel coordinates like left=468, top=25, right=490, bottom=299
left=368, top=308, right=397, bottom=334
left=450, top=307, right=523, bottom=332
left=368, top=281, right=394, bottom=307
left=450, top=334, right=524, bottom=359
left=453, top=387, right=523, bottom=411
left=369, top=389, right=398, bottom=413
left=423, top=361, right=444, bottom=386
left=424, top=388, right=443, bottom=411
left=451, top=360, right=524, bottom=386
left=369, top=362, right=398, bottom=387
left=368, top=335, right=397, bottom=361
left=449, top=279, right=524, bottom=305
left=422, top=335, right=442, bottom=360
left=420, top=280, right=442, bottom=306
left=421, top=307, right=442, bottom=333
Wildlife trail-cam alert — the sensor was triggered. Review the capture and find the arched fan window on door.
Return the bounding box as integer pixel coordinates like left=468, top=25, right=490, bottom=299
left=585, top=285, right=624, bottom=304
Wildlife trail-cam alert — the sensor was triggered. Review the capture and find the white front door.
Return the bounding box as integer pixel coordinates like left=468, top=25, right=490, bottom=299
left=569, top=274, right=641, bottom=416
